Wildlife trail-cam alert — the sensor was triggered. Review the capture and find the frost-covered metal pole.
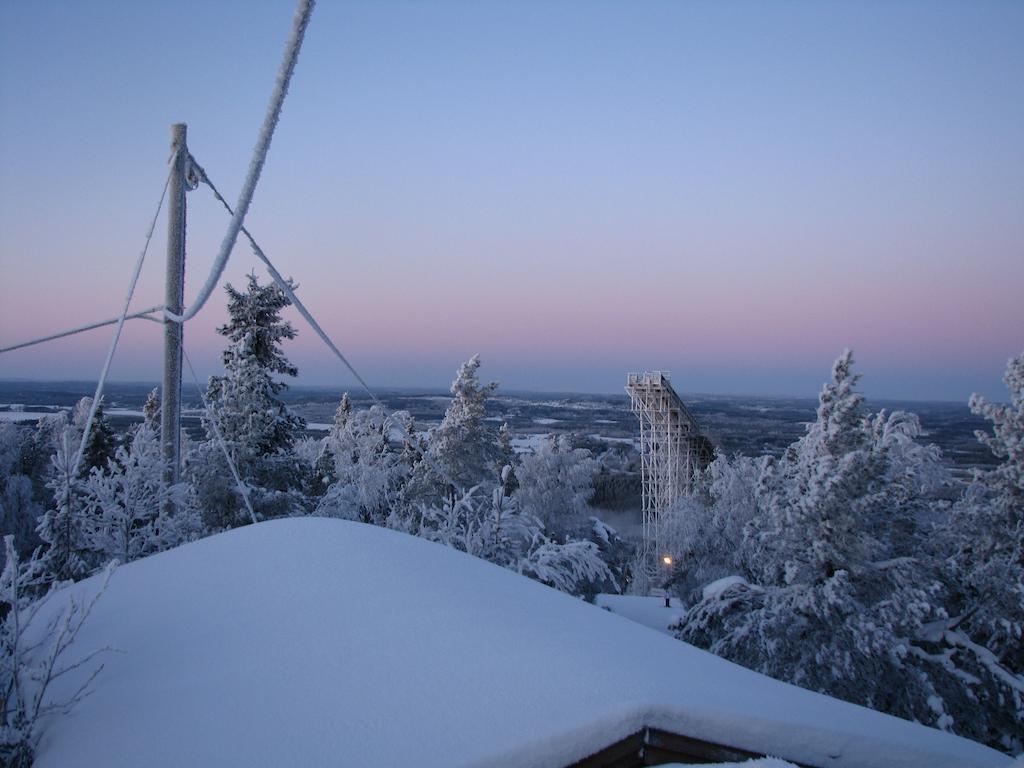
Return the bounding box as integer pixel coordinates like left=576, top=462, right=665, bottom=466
left=162, top=123, right=188, bottom=506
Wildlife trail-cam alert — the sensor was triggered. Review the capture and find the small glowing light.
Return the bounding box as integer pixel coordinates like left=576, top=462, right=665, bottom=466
left=662, top=555, right=673, bottom=566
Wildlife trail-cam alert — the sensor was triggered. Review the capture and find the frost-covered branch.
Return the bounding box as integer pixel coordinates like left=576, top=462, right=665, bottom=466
left=943, top=630, right=1024, bottom=695
left=1, top=537, right=114, bottom=766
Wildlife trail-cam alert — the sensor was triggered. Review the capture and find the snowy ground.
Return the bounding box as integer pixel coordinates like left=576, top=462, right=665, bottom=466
left=511, top=433, right=548, bottom=454
left=0, top=410, right=57, bottom=422
left=32, top=518, right=1009, bottom=768
left=594, top=594, right=686, bottom=636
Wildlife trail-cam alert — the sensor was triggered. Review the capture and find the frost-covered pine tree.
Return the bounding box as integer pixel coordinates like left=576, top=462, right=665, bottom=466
left=956, top=353, right=1024, bottom=671
left=17, top=414, right=68, bottom=508
left=399, top=412, right=427, bottom=471
left=675, top=350, right=963, bottom=737
left=35, top=431, right=90, bottom=584
left=141, top=388, right=161, bottom=431
left=71, top=397, right=117, bottom=478
left=496, top=422, right=517, bottom=494
left=514, top=434, right=597, bottom=536
left=306, top=393, right=355, bottom=499
left=189, top=274, right=308, bottom=528
left=933, top=353, right=1024, bottom=750
left=328, top=392, right=352, bottom=444
left=409, top=355, right=501, bottom=507
left=205, top=274, right=305, bottom=455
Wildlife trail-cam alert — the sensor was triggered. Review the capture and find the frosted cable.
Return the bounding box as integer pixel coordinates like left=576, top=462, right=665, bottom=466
left=191, top=158, right=380, bottom=404
left=0, top=307, right=164, bottom=355
left=164, top=0, right=316, bottom=325
left=182, top=348, right=259, bottom=526
left=71, top=156, right=175, bottom=479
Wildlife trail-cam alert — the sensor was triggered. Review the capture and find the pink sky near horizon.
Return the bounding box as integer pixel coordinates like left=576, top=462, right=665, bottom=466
left=3, top=233, right=1017, bottom=401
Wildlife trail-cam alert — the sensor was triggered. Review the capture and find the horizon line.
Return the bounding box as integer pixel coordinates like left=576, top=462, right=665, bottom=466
left=0, top=375, right=983, bottom=407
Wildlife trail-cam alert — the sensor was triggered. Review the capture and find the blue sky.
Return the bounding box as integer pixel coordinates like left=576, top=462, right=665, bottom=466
left=1, top=1, right=1021, bottom=400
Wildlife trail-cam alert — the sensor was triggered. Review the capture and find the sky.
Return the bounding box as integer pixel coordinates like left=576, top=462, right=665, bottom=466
left=0, top=1, right=1021, bottom=401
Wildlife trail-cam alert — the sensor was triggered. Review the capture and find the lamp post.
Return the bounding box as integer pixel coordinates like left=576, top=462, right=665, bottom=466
left=661, top=554, right=674, bottom=607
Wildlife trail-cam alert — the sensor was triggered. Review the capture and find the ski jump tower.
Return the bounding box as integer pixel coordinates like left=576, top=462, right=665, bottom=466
left=626, top=372, right=714, bottom=576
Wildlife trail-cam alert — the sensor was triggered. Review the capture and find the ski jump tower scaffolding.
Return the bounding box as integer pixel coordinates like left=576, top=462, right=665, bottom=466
left=626, top=372, right=714, bottom=578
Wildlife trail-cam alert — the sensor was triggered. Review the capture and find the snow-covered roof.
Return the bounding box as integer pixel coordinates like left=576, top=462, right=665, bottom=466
left=36, top=518, right=1008, bottom=768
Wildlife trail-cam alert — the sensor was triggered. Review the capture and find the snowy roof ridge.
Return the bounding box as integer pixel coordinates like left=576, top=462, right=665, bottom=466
left=34, top=518, right=1010, bottom=768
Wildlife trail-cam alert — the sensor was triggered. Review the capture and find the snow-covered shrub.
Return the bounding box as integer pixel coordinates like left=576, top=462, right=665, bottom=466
left=292, top=436, right=323, bottom=473
left=81, top=424, right=200, bottom=566
left=515, top=434, right=598, bottom=536
left=574, top=517, right=629, bottom=598
left=417, top=484, right=520, bottom=562
left=315, top=403, right=410, bottom=526
left=1, top=537, right=112, bottom=766
left=416, top=483, right=612, bottom=598
left=517, top=537, right=611, bottom=596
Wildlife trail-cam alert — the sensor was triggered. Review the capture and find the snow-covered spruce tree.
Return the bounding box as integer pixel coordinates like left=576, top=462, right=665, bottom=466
left=328, top=392, right=352, bottom=444
left=35, top=431, right=91, bottom=584
left=17, top=414, right=68, bottom=510
left=1, top=536, right=112, bottom=767
left=408, top=355, right=501, bottom=509
left=515, top=434, right=598, bottom=537
left=141, top=388, right=161, bottom=431
left=496, top=422, right=518, bottom=494
left=314, top=393, right=351, bottom=484
left=674, top=350, right=964, bottom=735
left=315, top=403, right=411, bottom=526
left=71, top=397, right=117, bottom=478
left=188, top=274, right=308, bottom=528
left=82, top=423, right=199, bottom=567
left=933, top=353, right=1024, bottom=750
left=400, top=411, right=428, bottom=472
left=958, top=353, right=1024, bottom=674
left=307, top=392, right=350, bottom=497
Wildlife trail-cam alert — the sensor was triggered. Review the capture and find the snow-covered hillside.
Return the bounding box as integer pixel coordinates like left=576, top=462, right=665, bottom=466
left=32, top=518, right=1007, bottom=768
